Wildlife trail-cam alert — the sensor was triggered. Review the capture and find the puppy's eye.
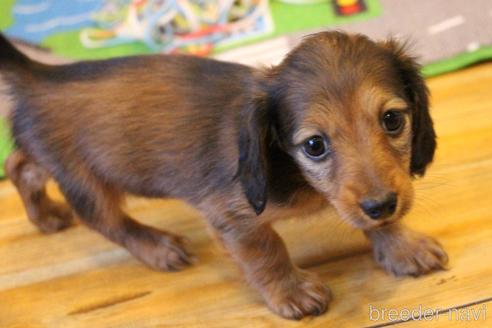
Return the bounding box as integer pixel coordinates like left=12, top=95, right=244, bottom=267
left=382, top=110, right=404, bottom=134
left=303, top=135, right=329, bottom=159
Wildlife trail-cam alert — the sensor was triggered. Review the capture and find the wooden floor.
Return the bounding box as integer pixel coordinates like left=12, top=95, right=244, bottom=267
left=1, top=62, right=492, bottom=328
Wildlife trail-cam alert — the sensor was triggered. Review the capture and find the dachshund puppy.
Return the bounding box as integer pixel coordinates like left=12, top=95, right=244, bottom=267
left=1, top=31, right=448, bottom=320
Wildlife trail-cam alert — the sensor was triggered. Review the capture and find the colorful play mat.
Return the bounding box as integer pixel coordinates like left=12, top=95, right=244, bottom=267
left=0, top=0, right=382, bottom=58
left=1, top=0, right=492, bottom=177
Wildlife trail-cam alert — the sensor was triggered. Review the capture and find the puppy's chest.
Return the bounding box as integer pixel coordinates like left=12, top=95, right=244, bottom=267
left=265, top=189, right=328, bottom=221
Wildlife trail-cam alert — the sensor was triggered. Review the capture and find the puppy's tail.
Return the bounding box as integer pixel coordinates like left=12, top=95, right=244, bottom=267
left=0, top=33, right=32, bottom=73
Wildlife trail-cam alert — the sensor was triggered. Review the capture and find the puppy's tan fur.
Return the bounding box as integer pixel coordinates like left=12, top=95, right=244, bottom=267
left=1, top=31, right=447, bottom=320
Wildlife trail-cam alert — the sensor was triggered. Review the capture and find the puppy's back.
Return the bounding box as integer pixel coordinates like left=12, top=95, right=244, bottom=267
left=1, top=34, right=257, bottom=200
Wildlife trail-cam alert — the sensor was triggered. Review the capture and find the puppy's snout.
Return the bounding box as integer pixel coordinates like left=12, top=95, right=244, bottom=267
left=360, top=192, right=397, bottom=220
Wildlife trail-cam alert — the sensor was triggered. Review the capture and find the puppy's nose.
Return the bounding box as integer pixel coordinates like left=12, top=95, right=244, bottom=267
left=360, top=192, right=397, bottom=220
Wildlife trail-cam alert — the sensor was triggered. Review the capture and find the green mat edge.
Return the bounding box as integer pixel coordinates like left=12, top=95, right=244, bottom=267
left=422, top=46, right=492, bottom=78
left=0, top=0, right=15, bottom=30
left=0, top=116, right=13, bottom=178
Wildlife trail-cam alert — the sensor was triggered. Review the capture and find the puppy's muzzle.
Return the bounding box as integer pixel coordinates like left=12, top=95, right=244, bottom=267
left=359, top=192, right=397, bottom=220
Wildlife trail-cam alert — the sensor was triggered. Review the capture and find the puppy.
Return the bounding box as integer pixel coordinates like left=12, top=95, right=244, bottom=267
left=1, top=31, right=448, bottom=320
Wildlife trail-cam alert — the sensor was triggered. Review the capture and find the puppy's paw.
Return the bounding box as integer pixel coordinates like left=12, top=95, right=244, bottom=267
left=265, top=270, right=332, bottom=320
left=134, top=234, right=196, bottom=272
left=35, top=202, right=74, bottom=233
left=372, top=229, right=448, bottom=277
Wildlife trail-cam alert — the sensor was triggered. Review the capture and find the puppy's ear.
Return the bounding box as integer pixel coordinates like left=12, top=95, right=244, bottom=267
left=384, top=40, right=436, bottom=176
left=237, top=96, right=270, bottom=215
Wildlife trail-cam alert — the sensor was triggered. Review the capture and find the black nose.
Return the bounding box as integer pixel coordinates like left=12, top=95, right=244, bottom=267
left=360, top=192, right=397, bottom=220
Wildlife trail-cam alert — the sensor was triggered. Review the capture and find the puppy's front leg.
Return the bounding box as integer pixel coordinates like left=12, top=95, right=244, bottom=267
left=365, top=223, right=448, bottom=277
left=213, top=219, right=332, bottom=320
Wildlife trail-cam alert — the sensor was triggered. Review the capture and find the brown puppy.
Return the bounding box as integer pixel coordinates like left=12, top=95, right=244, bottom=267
left=1, top=31, right=448, bottom=320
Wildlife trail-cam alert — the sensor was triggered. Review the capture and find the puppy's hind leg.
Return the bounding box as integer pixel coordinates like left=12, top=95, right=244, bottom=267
left=5, top=150, right=74, bottom=233
left=57, top=170, right=194, bottom=271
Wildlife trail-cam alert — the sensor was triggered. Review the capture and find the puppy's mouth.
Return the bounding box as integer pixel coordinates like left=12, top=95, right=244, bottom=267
left=352, top=212, right=403, bottom=230
left=331, top=199, right=407, bottom=230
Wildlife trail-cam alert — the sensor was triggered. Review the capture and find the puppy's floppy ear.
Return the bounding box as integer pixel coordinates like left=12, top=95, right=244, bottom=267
left=384, top=40, right=436, bottom=176
left=237, top=96, right=270, bottom=215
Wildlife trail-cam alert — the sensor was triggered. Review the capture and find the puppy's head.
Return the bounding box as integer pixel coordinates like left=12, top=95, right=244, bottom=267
left=239, top=31, right=436, bottom=229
